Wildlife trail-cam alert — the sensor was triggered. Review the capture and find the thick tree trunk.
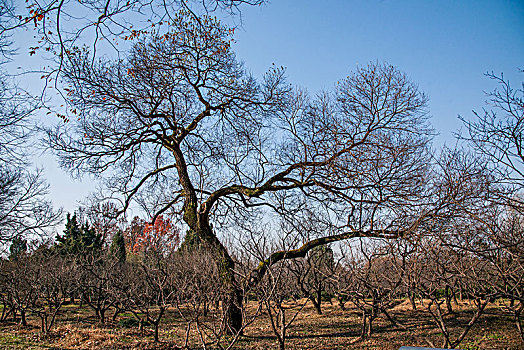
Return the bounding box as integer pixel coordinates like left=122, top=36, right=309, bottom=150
left=279, top=307, right=286, bottom=350
left=0, top=302, right=8, bottom=321
left=181, top=224, right=244, bottom=334
left=154, top=322, right=160, bottom=342
left=515, top=313, right=524, bottom=343
left=513, top=302, right=524, bottom=343
left=360, top=311, right=367, bottom=338
left=367, top=303, right=377, bottom=338
left=381, top=306, right=409, bottom=331
left=222, top=283, right=244, bottom=334
left=112, top=306, right=120, bottom=321
left=314, top=282, right=323, bottom=315
left=176, top=138, right=245, bottom=335
left=40, top=314, right=48, bottom=333
left=99, top=308, right=105, bottom=324
left=337, top=293, right=346, bottom=311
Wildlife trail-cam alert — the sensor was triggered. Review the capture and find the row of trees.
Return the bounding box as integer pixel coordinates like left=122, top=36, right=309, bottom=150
left=1, top=212, right=180, bottom=337
left=1, top=205, right=522, bottom=349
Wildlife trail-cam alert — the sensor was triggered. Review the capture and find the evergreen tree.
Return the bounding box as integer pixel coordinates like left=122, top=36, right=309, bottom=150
left=8, top=237, right=27, bottom=260
left=110, top=230, right=126, bottom=263
left=80, top=221, right=102, bottom=252
left=55, top=213, right=102, bottom=255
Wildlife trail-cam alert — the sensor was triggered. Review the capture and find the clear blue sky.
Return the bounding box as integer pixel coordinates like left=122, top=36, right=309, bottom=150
left=231, top=0, right=524, bottom=143
left=18, top=0, right=524, bottom=215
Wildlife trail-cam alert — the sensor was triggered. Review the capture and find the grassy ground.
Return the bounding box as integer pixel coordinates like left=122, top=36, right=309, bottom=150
left=0, top=299, right=520, bottom=349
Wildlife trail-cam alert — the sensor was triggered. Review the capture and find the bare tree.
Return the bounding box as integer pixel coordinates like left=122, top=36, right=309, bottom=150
left=0, top=3, right=61, bottom=246
left=30, top=249, right=74, bottom=333
left=0, top=78, right=60, bottom=245
left=259, top=260, right=309, bottom=350
left=0, top=251, right=40, bottom=326
left=289, top=244, right=334, bottom=315
left=81, top=201, right=125, bottom=246
left=122, top=254, right=174, bottom=342
left=438, top=143, right=524, bottom=343
left=408, top=234, right=495, bottom=349
left=76, top=251, right=120, bottom=324
left=460, top=70, right=524, bottom=189
left=442, top=193, right=524, bottom=343
left=44, top=6, right=437, bottom=330
left=459, top=70, right=524, bottom=343
left=0, top=168, right=61, bottom=245
left=236, top=222, right=309, bottom=350
left=338, top=239, right=409, bottom=340
left=172, top=249, right=228, bottom=348
left=494, top=210, right=524, bottom=342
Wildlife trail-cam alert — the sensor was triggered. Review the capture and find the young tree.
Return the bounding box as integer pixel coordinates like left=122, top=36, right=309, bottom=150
left=289, top=244, right=335, bottom=315
left=30, top=249, right=73, bottom=334
left=459, top=72, right=524, bottom=341
left=76, top=251, right=120, bottom=324
left=171, top=248, right=254, bottom=348
left=260, top=260, right=309, bottom=350
left=1, top=253, right=40, bottom=326
left=123, top=255, right=174, bottom=342
left=409, top=235, right=495, bottom=349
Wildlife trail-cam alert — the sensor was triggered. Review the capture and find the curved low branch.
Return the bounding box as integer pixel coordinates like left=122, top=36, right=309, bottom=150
left=245, top=228, right=404, bottom=291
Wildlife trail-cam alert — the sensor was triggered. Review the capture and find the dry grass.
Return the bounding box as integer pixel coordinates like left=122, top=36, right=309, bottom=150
left=0, top=299, right=520, bottom=349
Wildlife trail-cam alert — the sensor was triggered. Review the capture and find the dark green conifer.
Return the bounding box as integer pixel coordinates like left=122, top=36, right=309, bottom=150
left=55, top=213, right=102, bottom=255
left=110, top=230, right=126, bottom=263
left=8, top=237, right=27, bottom=260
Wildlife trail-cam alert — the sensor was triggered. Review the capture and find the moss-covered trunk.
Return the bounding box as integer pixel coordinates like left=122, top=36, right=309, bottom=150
left=173, top=141, right=245, bottom=334
left=181, top=208, right=243, bottom=334
left=182, top=228, right=244, bottom=334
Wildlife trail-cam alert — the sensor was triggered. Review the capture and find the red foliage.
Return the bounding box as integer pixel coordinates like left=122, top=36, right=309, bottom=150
left=131, top=215, right=180, bottom=255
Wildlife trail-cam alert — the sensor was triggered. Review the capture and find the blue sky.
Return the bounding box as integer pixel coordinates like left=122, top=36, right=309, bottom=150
left=232, top=0, right=524, bottom=143
left=14, top=0, right=524, bottom=216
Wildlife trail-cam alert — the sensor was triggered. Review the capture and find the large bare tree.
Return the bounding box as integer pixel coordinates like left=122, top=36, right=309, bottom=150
left=45, top=11, right=438, bottom=331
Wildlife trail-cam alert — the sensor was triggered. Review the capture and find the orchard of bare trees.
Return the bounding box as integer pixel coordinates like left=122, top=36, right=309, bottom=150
left=0, top=0, right=522, bottom=349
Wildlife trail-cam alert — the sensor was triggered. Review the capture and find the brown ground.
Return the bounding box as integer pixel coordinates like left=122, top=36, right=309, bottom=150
left=0, top=299, right=520, bottom=349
